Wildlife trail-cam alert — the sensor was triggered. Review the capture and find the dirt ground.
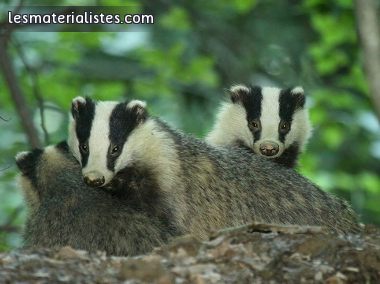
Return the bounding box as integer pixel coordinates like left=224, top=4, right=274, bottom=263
left=0, top=223, right=379, bottom=283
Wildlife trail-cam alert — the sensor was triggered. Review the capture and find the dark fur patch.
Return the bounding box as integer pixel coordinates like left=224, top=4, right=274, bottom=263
left=102, top=163, right=179, bottom=238
left=107, top=102, right=147, bottom=172
left=16, top=149, right=43, bottom=191
left=22, top=142, right=181, bottom=255
left=71, top=97, right=96, bottom=168
left=273, top=143, right=300, bottom=168
left=278, top=88, right=305, bottom=143
left=231, top=85, right=263, bottom=142
left=56, top=140, right=69, bottom=153
left=235, top=140, right=256, bottom=153
left=230, top=86, right=249, bottom=103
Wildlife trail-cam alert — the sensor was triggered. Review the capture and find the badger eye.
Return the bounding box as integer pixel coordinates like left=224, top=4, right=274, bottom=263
left=111, top=146, right=120, bottom=154
left=280, top=122, right=290, bottom=132
left=250, top=120, right=260, bottom=130
left=80, top=143, right=88, bottom=153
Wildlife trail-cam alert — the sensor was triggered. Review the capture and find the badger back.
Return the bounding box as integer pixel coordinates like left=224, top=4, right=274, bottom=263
left=206, top=85, right=312, bottom=167
left=68, top=97, right=147, bottom=187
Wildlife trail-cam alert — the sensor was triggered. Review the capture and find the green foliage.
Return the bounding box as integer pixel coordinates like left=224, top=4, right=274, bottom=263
left=299, top=0, right=380, bottom=223
left=160, top=6, right=191, bottom=32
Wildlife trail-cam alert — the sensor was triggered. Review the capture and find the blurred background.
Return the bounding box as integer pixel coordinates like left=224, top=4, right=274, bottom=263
left=0, top=0, right=379, bottom=250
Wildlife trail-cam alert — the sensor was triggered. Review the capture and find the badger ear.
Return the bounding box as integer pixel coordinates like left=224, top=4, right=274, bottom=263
left=290, top=87, right=306, bottom=109
left=229, top=85, right=250, bottom=103
left=71, top=96, right=87, bottom=120
left=126, top=100, right=148, bottom=123
left=15, top=149, right=43, bottom=175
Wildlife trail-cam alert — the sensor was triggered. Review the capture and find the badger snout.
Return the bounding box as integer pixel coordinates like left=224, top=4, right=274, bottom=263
left=84, top=171, right=105, bottom=187
left=259, top=141, right=279, bottom=157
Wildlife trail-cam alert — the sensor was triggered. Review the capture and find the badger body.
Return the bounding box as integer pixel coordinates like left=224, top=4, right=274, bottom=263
left=68, top=97, right=359, bottom=239
left=16, top=142, right=180, bottom=256
left=206, top=85, right=312, bottom=168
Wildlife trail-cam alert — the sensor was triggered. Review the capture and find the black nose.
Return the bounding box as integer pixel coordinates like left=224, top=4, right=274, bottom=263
left=260, top=142, right=279, bottom=157
left=84, top=176, right=105, bottom=187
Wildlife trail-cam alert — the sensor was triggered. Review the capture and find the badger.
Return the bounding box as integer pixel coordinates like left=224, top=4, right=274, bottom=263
left=206, top=85, right=312, bottom=168
left=15, top=141, right=181, bottom=256
left=67, top=97, right=359, bottom=239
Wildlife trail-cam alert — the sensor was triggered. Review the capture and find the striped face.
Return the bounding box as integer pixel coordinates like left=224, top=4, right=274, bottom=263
left=229, top=85, right=310, bottom=159
left=68, top=97, right=147, bottom=187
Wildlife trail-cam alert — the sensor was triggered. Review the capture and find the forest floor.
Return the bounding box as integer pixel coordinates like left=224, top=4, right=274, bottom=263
left=0, top=223, right=379, bottom=283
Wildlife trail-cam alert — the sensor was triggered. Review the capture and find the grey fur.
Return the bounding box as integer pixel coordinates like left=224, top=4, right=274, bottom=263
left=16, top=142, right=180, bottom=256
left=153, top=120, right=360, bottom=238
left=68, top=98, right=360, bottom=240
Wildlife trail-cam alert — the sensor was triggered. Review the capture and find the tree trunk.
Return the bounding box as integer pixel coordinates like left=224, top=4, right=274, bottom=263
left=354, top=0, right=380, bottom=125
left=0, top=36, right=42, bottom=149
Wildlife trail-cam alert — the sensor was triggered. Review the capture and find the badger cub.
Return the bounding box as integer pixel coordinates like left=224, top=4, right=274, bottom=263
left=16, top=142, right=180, bottom=256
left=206, top=85, right=312, bottom=168
left=67, top=97, right=359, bottom=239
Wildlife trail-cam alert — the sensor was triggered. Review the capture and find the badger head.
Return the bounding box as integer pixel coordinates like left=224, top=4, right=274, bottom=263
left=228, top=84, right=311, bottom=160
left=15, top=142, right=72, bottom=206
left=68, top=97, right=148, bottom=187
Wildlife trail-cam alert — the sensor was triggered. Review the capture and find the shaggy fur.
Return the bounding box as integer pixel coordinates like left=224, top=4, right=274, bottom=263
left=68, top=98, right=359, bottom=240
left=16, top=142, right=181, bottom=256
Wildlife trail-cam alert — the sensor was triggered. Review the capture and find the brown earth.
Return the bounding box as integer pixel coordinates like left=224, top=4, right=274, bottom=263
left=0, top=223, right=379, bottom=283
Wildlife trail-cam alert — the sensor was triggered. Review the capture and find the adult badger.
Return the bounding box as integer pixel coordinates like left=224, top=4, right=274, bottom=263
left=68, top=97, right=359, bottom=239
left=16, top=142, right=181, bottom=256
left=206, top=85, right=312, bottom=168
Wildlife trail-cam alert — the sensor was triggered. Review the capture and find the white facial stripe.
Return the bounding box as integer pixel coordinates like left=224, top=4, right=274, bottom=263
left=284, top=108, right=312, bottom=149
left=113, top=119, right=150, bottom=173
left=259, top=87, right=281, bottom=142
left=82, top=101, right=119, bottom=185
left=206, top=102, right=253, bottom=148
left=68, top=116, right=81, bottom=164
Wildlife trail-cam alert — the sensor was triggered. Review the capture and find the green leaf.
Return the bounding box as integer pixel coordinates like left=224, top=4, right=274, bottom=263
left=358, top=172, right=380, bottom=194
left=334, top=171, right=356, bottom=191
left=159, top=6, right=191, bottom=32
left=321, top=125, right=344, bottom=150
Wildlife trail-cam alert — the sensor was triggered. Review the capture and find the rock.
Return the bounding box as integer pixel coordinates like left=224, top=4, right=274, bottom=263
left=161, top=235, right=203, bottom=258
left=0, top=223, right=379, bottom=283
left=119, top=259, right=173, bottom=283
left=56, top=246, right=88, bottom=260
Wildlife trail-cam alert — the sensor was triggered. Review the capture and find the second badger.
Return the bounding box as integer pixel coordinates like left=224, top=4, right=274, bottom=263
left=206, top=85, right=312, bottom=168
left=68, top=97, right=359, bottom=239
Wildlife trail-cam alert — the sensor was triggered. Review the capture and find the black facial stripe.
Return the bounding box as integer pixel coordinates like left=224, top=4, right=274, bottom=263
left=278, top=125, right=288, bottom=143
left=278, top=88, right=300, bottom=143
left=73, top=98, right=96, bottom=167
left=107, top=102, right=144, bottom=172
left=243, top=85, right=263, bottom=142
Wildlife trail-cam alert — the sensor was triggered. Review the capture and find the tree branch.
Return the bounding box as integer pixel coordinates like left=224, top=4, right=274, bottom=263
left=0, top=36, right=42, bottom=149
left=0, top=225, right=20, bottom=233
left=0, top=116, right=11, bottom=121
left=354, top=0, right=380, bottom=125
left=0, top=166, right=12, bottom=173
left=11, top=39, right=50, bottom=144
left=0, top=0, right=41, bottom=148
left=1, top=0, right=25, bottom=39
